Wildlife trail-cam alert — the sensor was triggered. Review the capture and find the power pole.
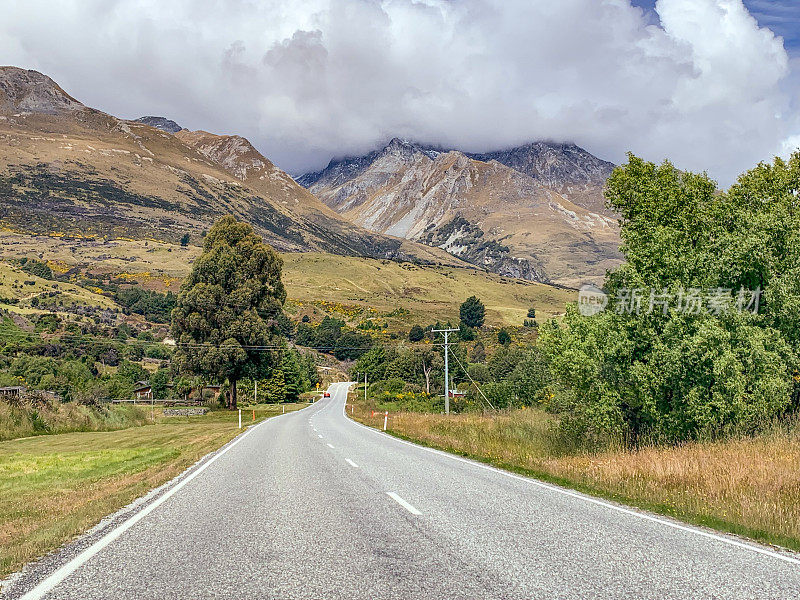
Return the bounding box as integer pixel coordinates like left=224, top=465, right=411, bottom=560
left=431, top=327, right=459, bottom=414
left=364, top=372, right=367, bottom=402
left=254, top=380, right=258, bottom=405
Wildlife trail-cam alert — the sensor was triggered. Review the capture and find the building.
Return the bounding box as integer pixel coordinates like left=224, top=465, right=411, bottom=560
left=133, top=381, right=153, bottom=401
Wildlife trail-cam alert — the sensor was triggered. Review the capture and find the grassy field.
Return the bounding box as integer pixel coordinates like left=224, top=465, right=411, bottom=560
left=0, top=261, right=116, bottom=311
left=281, top=253, right=573, bottom=327
left=350, top=389, right=800, bottom=552
left=0, top=403, right=309, bottom=578
left=0, top=232, right=574, bottom=327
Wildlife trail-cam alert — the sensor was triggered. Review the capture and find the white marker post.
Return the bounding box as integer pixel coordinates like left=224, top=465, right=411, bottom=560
left=383, top=410, right=388, bottom=431
left=238, top=409, right=241, bottom=429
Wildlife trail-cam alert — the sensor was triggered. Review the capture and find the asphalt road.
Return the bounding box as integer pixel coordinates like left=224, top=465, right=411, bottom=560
left=5, top=382, right=800, bottom=599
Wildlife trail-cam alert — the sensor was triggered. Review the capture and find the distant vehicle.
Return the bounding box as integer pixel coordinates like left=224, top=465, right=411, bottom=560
left=323, top=392, right=331, bottom=398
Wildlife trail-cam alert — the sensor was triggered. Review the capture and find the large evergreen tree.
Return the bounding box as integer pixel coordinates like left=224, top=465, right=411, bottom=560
left=459, top=296, right=485, bottom=328
left=171, top=216, right=286, bottom=409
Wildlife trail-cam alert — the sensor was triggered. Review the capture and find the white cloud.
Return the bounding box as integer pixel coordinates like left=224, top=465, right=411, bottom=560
left=1, top=0, right=797, bottom=185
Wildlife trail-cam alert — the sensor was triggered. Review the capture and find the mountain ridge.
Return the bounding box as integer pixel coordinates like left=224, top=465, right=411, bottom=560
left=0, top=66, right=464, bottom=268
left=297, top=138, right=622, bottom=286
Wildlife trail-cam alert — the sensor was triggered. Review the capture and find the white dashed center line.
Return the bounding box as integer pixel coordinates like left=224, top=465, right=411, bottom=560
left=327, top=443, right=335, bottom=449
left=386, top=492, right=421, bottom=515
left=345, top=458, right=359, bottom=468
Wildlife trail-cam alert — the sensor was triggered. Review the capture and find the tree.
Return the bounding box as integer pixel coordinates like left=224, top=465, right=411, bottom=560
left=527, top=307, right=536, bottom=319
left=460, top=296, right=485, bottom=328
left=180, top=233, right=190, bottom=247
left=171, top=216, right=286, bottom=409
left=408, top=324, right=425, bottom=342
left=497, top=328, right=511, bottom=346
left=150, top=368, right=169, bottom=399
left=539, top=153, right=800, bottom=444
left=458, top=325, right=475, bottom=341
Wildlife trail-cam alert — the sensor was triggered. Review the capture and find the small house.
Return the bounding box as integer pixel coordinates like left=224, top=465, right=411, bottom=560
left=133, top=381, right=153, bottom=401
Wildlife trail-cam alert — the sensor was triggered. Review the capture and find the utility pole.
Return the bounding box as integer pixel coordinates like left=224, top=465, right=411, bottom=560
left=364, top=372, right=367, bottom=402
left=431, top=327, right=459, bottom=414
left=254, top=380, right=258, bottom=405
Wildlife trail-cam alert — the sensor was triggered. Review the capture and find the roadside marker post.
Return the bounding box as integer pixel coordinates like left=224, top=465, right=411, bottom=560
left=252, top=409, right=255, bottom=422
left=238, top=409, right=241, bottom=429
left=383, top=411, right=388, bottom=431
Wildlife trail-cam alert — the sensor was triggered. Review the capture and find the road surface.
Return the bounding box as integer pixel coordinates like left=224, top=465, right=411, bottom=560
left=5, top=382, right=800, bottom=599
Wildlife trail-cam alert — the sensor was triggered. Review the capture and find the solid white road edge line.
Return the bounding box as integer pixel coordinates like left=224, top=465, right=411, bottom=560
left=335, top=382, right=800, bottom=567
left=386, top=492, right=422, bottom=515
left=19, top=403, right=319, bottom=600
left=345, top=458, right=359, bottom=468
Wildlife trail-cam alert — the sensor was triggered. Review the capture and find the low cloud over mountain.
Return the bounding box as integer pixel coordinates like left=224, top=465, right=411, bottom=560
left=1, top=0, right=797, bottom=185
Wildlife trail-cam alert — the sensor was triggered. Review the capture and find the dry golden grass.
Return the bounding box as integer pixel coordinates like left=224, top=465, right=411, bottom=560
left=350, top=389, right=800, bottom=550
left=0, top=231, right=574, bottom=326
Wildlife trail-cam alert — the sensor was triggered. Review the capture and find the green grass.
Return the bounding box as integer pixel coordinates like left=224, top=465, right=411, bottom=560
left=0, top=401, right=150, bottom=442
left=0, top=261, right=116, bottom=313
left=0, top=403, right=308, bottom=577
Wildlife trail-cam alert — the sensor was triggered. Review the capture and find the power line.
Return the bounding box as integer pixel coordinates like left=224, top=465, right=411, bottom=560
left=450, top=348, right=495, bottom=412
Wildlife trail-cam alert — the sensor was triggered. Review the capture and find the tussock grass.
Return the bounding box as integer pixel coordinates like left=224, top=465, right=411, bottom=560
left=0, top=400, right=149, bottom=442
left=351, top=390, right=800, bottom=551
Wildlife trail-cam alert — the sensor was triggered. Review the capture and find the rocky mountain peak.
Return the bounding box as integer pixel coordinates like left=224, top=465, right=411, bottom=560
left=0, top=66, right=83, bottom=115
left=467, top=141, right=615, bottom=190
left=134, top=116, right=183, bottom=133
left=381, top=137, right=441, bottom=160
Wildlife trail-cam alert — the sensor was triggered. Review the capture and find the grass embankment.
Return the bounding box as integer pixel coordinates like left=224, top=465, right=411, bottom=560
left=349, top=388, right=800, bottom=552
left=0, top=402, right=308, bottom=578
left=0, top=400, right=149, bottom=441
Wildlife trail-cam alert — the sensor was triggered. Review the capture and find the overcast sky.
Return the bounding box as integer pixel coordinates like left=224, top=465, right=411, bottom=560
left=2, top=0, right=799, bottom=185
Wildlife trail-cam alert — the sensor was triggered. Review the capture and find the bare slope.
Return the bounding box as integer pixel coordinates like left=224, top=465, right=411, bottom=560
left=0, top=66, right=460, bottom=266
left=299, top=138, right=621, bottom=286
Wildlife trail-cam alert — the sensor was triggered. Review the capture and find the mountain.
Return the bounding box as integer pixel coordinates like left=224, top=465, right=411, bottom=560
left=0, top=66, right=460, bottom=266
left=298, top=138, right=621, bottom=286
left=467, top=142, right=616, bottom=215
left=134, top=116, right=182, bottom=133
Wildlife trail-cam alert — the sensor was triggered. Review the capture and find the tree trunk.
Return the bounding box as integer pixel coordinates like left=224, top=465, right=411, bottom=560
left=423, top=364, right=431, bottom=394
left=228, top=378, right=238, bottom=410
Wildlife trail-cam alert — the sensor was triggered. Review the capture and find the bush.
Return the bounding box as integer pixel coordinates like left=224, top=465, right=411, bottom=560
left=458, top=325, right=476, bottom=341
left=408, top=325, right=425, bottom=342
left=497, top=328, right=511, bottom=346
left=482, top=381, right=514, bottom=409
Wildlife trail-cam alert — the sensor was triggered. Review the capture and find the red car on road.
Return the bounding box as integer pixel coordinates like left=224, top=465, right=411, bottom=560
left=323, top=392, right=331, bottom=398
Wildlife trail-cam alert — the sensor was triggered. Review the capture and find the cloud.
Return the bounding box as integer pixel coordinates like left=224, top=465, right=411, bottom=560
left=1, top=0, right=797, bottom=185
